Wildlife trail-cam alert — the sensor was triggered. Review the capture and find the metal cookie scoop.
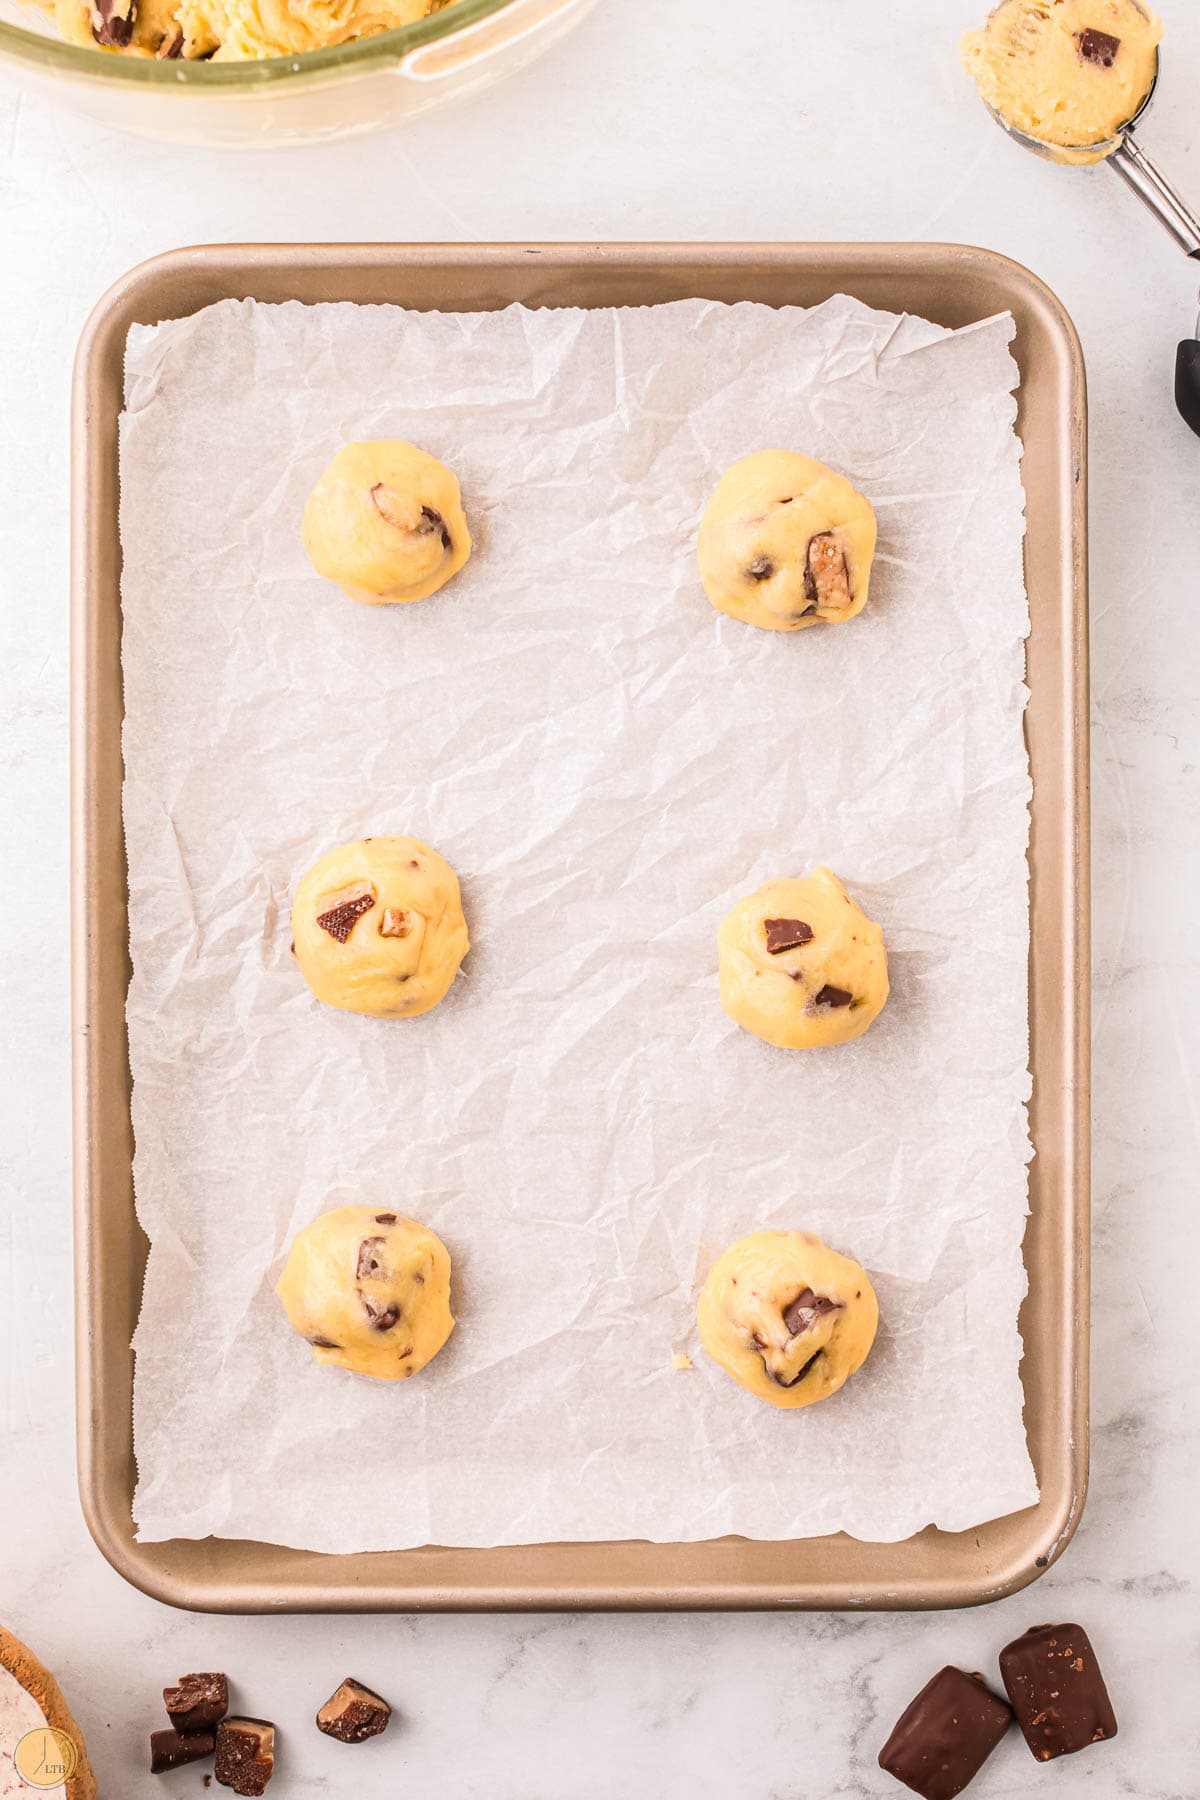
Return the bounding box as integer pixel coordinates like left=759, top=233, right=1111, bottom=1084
left=985, top=35, right=1200, bottom=438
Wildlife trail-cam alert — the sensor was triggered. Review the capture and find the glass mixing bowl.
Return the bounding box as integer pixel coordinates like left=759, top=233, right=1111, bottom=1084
left=0, top=0, right=601, bottom=145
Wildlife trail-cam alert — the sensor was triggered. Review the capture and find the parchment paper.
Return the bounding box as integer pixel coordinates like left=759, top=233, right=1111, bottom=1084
left=120, top=293, right=1037, bottom=1551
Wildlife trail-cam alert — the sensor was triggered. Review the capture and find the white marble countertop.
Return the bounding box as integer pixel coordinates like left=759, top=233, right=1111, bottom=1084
left=1, top=1, right=1197, bottom=1794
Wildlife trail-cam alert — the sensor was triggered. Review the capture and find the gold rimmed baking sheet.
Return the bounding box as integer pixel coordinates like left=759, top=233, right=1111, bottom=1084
left=71, top=242, right=1088, bottom=1612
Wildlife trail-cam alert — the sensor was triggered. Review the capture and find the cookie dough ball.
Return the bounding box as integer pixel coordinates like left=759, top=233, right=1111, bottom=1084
left=292, top=835, right=469, bottom=1019
left=961, top=0, right=1160, bottom=162
left=718, top=866, right=888, bottom=1049
left=301, top=440, right=471, bottom=606
left=697, top=1229, right=878, bottom=1409
left=697, top=450, right=876, bottom=632
left=276, top=1206, right=454, bottom=1380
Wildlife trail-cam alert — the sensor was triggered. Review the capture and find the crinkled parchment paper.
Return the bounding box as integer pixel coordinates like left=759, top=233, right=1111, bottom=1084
left=120, top=293, right=1037, bottom=1551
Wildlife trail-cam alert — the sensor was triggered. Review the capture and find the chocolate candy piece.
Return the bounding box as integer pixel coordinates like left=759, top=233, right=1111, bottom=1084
left=164, top=1672, right=229, bottom=1732
left=214, top=1718, right=275, bottom=1795
left=316, top=1676, right=392, bottom=1744
left=361, top=1296, right=400, bottom=1331
left=1077, top=27, right=1120, bottom=67
left=746, top=555, right=774, bottom=581
left=90, top=0, right=136, bottom=45
left=316, top=891, right=374, bottom=943
left=379, top=907, right=412, bottom=938
left=879, top=1666, right=1012, bottom=1799
left=782, top=1287, right=840, bottom=1337
left=999, top=1623, right=1117, bottom=1761
left=814, top=983, right=853, bottom=1007
left=151, top=1727, right=216, bottom=1774
left=805, top=532, right=851, bottom=610
left=764, top=917, right=814, bottom=955
left=356, top=1236, right=386, bottom=1279
left=374, top=1212, right=397, bottom=1225
left=420, top=505, right=453, bottom=551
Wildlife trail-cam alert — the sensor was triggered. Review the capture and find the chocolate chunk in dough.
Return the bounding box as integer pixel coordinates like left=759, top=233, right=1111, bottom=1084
left=151, top=1728, right=216, bottom=1774
left=782, top=1287, right=841, bottom=1337
left=356, top=1237, right=386, bottom=1280
left=746, top=555, right=774, bottom=582
left=764, top=918, right=815, bottom=955
left=999, top=1624, right=1117, bottom=1761
left=164, top=1673, right=229, bottom=1732
left=316, top=891, right=375, bottom=943
left=777, top=1348, right=823, bottom=1388
left=1077, top=27, right=1121, bottom=66
left=805, top=532, right=852, bottom=611
left=316, top=1677, right=393, bottom=1744
left=878, top=1665, right=1012, bottom=1799
left=91, top=0, right=135, bottom=45
left=374, top=1212, right=398, bottom=1224
left=813, top=984, right=853, bottom=1008
left=420, top=505, right=453, bottom=551
left=361, top=1296, right=401, bottom=1332
left=156, top=24, right=184, bottom=54
left=214, top=1718, right=276, bottom=1796
left=307, top=1334, right=340, bottom=1349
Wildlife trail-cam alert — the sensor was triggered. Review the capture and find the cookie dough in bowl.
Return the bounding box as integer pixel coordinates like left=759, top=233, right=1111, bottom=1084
left=302, top=440, right=471, bottom=606
left=292, top=834, right=469, bottom=1018
left=47, top=0, right=440, bottom=59
left=960, top=0, right=1161, bottom=163
left=277, top=1206, right=454, bottom=1380
left=697, top=450, right=876, bottom=632
left=718, top=866, right=888, bottom=1049
left=697, top=1230, right=879, bottom=1409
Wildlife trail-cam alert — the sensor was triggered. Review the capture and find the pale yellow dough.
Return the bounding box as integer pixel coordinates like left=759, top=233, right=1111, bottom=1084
left=718, top=867, right=888, bottom=1049
left=276, top=1205, right=454, bottom=1380
left=698, top=1230, right=879, bottom=1409
left=292, top=835, right=469, bottom=1019
left=961, top=0, right=1161, bottom=163
left=697, top=451, right=877, bottom=633
left=45, top=0, right=437, bottom=60
left=302, top=441, right=471, bottom=606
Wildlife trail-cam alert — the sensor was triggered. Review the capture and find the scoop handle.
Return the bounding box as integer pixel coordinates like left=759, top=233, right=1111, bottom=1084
left=1108, top=133, right=1200, bottom=254
left=1176, top=341, right=1200, bottom=439
left=1107, top=135, right=1200, bottom=438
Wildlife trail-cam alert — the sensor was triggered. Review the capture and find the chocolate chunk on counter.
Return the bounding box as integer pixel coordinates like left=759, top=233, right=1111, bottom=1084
left=316, top=1676, right=393, bottom=1744
left=764, top=917, right=814, bottom=955
left=1077, top=27, right=1121, bottom=66
left=814, top=983, right=853, bottom=1007
left=214, top=1718, right=275, bottom=1795
left=999, top=1623, right=1117, bottom=1761
left=782, top=1287, right=840, bottom=1338
left=878, top=1666, right=1012, bottom=1799
left=151, top=1727, right=216, bottom=1774
left=164, top=1672, right=229, bottom=1732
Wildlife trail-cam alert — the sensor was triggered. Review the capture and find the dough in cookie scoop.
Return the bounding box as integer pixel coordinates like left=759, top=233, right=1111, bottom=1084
left=960, top=0, right=1160, bottom=164
left=697, top=451, right=876, bottom=632
left=302, top=441, right=471, bottom=606
left=697, top=1230, right=878, bottom=1409
left=276, top=1206, right=454, bottom=1380
left=292, top=835, right=469, bottom=1018
left=718, top=866, right=888, bottom=1048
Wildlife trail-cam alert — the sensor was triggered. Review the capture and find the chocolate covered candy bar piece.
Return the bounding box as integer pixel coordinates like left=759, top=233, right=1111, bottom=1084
left=1077, top=27, right=1121, bottom=67
left=316, top=1676, right=392, bottom=1743
left=164, top=1671, right=229, bottom=1731
left=764, top=917, right=814, bottom=955
left=878, top=1666, right=1012, bottom=1799
left=150, top=1727, right=216, bottom=1774
left=999, top=1622, right=1117, bottom=1761
left=215, top=1717, right=276, bottom=1795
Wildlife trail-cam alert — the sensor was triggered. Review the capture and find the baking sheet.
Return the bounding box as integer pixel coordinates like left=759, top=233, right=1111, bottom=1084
left=119, top=290, right=1038, bottom=1554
